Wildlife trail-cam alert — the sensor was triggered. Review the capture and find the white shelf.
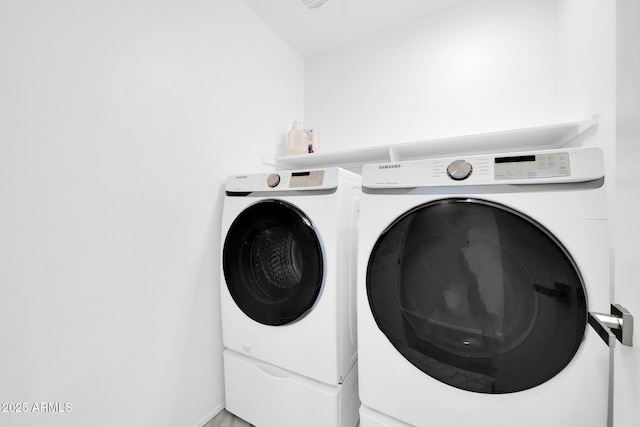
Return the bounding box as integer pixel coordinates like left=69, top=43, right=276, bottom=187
left=268, top=115, right=598, bottom=172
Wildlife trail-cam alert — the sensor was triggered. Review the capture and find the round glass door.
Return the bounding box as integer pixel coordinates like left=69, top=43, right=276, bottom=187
left=223, top=200, right=323, bottom=326
left=367, top=198, right=587, bottom=394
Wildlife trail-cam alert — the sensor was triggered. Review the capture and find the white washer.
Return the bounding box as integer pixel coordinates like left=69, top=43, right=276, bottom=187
left=357, top=147, right=611, bottom=426
left=221, top=167, right=361, bottom=427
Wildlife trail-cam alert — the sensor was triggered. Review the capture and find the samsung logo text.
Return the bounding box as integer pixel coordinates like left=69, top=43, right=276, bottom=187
left=378, top=164, right=401, bottom=169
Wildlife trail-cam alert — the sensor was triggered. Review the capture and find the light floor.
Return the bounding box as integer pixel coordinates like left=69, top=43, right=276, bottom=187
left=203, top=409, right=360, bottom=427
left=203, top=409, right=254, bottom=427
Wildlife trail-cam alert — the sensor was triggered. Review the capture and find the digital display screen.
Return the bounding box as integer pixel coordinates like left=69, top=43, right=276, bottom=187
left=495, top=155, right=536, bottom=164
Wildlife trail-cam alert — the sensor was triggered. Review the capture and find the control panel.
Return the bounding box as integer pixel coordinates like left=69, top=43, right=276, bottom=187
left=227, top=168, right=338, bottom=193
left=494, top=152, right=570, bottom=180
left=289, top=170, right=325, bottom=188
left=361, top=147, right=603, bottom=189
left=266, top=170, right=326, bottom=188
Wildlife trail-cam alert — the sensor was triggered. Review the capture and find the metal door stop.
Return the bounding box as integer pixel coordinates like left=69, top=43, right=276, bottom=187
left=588, top=304, right=634, bottom=347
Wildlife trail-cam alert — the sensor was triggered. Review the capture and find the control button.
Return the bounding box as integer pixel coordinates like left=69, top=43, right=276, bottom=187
left=266, top=173, right=281, bottom=188
left=447, top=160, right=473, bottom=181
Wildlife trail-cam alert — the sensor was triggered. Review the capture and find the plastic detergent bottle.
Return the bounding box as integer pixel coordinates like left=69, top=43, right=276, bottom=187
left=309, top=129, right=318, bottom=153
left=285, top=121, right=309, bottom=156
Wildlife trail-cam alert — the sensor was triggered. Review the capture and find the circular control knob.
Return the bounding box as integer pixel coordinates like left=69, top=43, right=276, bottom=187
left=266, top=173, right=281, bottom=188
left=447, top=160, right=473, bottom=181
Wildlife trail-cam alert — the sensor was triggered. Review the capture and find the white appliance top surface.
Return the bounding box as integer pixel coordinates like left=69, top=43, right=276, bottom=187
left=362, top=147, right=604, bottom=189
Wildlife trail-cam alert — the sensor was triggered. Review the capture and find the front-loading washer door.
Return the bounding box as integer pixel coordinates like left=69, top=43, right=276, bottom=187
left=367, top=198, right=588, bottom=394
left=223, top=199, right=323, bottom=326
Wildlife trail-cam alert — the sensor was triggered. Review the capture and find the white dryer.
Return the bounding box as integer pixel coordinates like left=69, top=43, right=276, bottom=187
left=221, top=167, right=361, bottom=427
left=357, top=147, right=612, bottom=426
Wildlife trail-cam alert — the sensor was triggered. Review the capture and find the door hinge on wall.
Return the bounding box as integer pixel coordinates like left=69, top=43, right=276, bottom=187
left=589, top=304, right=634, bottom=347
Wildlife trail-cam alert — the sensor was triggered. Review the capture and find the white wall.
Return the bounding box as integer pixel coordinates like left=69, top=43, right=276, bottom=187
left=304, top=0, right=560, bottom=152
left=0, top=1, right=302, bottom=426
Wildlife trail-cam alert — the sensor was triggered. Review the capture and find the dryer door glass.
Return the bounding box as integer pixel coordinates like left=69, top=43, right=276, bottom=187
left=367, top=198, right=587, bottom=394
left=223, top=200, right=323, bottom=326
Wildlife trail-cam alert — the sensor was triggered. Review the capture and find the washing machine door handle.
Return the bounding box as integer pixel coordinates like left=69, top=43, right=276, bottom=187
left=588, top=304, right=634, bottom=347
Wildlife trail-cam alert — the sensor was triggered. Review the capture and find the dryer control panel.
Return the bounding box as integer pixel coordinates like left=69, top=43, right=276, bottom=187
left=494, top=152, right=570, bottom=180
left=362, top=147, right=604, bottom=189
